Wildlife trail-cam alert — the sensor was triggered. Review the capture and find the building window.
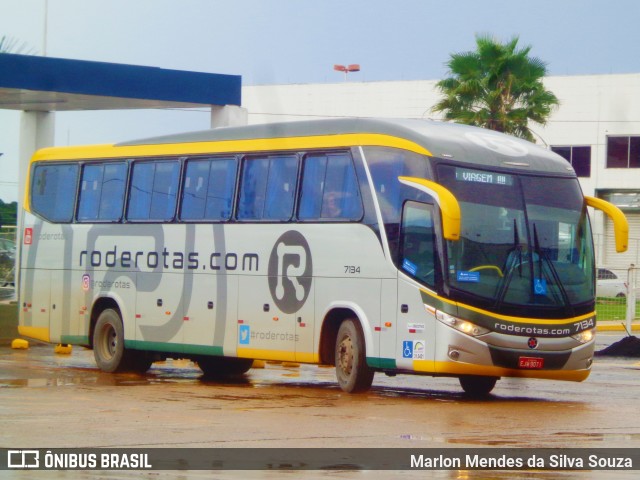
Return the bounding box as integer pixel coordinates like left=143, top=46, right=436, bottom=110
left=551, top=145, right=591, bottom=177
left=606, top=136, right=640, bottom=168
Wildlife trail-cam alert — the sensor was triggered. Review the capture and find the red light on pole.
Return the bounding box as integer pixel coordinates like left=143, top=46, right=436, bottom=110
left=334, top=64, right=360, bottom=80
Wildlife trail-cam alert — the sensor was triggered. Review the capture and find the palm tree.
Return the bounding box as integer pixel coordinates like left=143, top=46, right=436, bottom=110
left=0, top=35, right=35, bottom=54
left=432, top=35, right=559, bottom=142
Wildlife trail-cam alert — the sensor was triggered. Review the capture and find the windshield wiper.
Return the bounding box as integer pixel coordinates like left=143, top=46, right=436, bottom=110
left=514, top=219, right=523, bottom=278
left=493, top=219, right=523, bottom=308
left=532, top=223, right=574, bottom=314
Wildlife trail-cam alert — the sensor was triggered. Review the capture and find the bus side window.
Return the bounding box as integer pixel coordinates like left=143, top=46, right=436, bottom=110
left=181, top=159, right=210, bottom=220
left=31, top=163, right=79, bottom=223
left=127, top=160, right=180, bottom=222
left=206, top=158, right=237, bottom=220
left=78, top=162, right=127, bottom=222
left=181, top=157, right=237, bottom=221
left=263, top=155, right=298, bottom=220
left=400, top=201, right=437, bottom=288
left=238, top=155, right=298, bottom=221
left=299, top=152, right=363, bottom=221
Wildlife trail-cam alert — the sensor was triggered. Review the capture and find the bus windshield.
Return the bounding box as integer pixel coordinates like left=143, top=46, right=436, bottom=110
left=437, top=165, right=595, bottom=312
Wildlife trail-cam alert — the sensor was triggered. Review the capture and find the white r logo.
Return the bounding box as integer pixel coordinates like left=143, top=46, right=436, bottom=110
left=275, top=242, right=307, bottom=301
left=268, top=231, right=313, bottom=314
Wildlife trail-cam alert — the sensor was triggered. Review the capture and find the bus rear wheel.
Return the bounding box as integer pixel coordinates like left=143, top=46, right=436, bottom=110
left=197, top=356, right=253, bottom=377
left=335, top=318, right=374, bottom=393
left=459, top=375, right=498, bottom=397
left=93, top=309, right=127, bottom=373
left=93, top=308, right=151, bottom=373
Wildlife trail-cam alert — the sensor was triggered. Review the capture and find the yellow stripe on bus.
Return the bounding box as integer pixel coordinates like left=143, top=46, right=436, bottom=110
left=30, top=133, right=433, bottom=162
left=237, top=348, right=320, bottom=364
left=18, top=326, right=50, bottom=343
left=426, top=360, right=590, bottom=382
left=421, top=288, right=596, bottom=326
left=25, top=133, right=432, bottom=212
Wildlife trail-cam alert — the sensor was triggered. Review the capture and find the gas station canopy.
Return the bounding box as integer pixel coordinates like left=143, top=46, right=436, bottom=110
left=0, top=53, right=241, bottom=111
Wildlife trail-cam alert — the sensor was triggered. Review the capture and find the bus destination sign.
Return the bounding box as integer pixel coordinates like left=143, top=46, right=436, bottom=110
left=455, top=168, right=513, bottom=186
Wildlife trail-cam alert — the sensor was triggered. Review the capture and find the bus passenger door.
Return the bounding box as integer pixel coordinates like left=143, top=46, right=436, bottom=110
left=396, top=201, right=438, bottom=372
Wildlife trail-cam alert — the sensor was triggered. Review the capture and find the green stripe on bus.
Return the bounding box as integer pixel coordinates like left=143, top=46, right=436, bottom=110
left=182, top=344, right=225, bottom=356
left=60, top=335, right=90, bottom=345
left=125, top=340, right=224, bottom=357
left=367, top=357, right=396, bottom=369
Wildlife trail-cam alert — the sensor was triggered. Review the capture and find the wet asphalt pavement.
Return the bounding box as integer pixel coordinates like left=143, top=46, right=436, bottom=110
left=1, top=331, right=639, bottom=479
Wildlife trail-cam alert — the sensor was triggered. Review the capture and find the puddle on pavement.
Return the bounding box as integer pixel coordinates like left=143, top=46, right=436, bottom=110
left=1, top=344, right=628, bottom=406
left=0, top=345, right=337, bottom=392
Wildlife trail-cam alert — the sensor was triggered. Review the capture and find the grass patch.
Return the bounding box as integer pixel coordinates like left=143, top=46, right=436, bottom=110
left=0, top=302, right=18, bottom=341
left=596, top=297, right=640, bottom=321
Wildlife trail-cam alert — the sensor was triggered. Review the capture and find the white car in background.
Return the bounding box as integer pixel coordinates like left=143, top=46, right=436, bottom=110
left=0, top=238, right=15, bottom=287
left=596, top=268, right=627, bottom=298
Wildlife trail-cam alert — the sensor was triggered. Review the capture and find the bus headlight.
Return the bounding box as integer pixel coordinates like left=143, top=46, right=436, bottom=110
left=571, top=329, right=595, bottom=344
left=434, top=309, right=489, bottom=337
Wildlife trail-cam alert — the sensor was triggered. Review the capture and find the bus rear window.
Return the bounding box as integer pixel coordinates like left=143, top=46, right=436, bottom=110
left=31, top=163, right=79, bottom=223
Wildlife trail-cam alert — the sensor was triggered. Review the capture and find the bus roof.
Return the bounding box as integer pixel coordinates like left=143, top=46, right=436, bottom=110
left=120, top=118, right=573, bottom=176
left=35, top=118, right=573, bottom=176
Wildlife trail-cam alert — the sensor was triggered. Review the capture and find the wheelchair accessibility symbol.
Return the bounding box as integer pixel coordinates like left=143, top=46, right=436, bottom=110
left=402, top=341, right=413, bottom=358
left=534, top=278, right=547, bottom=296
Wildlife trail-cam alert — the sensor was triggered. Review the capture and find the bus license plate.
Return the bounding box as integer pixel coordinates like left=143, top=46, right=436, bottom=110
left=519, top=356, right=544, bottom=369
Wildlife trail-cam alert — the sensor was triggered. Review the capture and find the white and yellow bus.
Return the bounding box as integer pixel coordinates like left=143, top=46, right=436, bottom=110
left=18, top=118, right=628, bottom=395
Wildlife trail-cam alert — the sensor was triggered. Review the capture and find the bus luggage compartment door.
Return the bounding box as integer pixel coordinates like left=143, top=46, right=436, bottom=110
left=19, top=269, right=52, bottom=342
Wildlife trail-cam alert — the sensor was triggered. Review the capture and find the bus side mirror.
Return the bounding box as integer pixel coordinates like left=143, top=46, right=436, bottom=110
left=398, top=176, right=461, bottom=241
left=585, top=196, right=628, bottom=253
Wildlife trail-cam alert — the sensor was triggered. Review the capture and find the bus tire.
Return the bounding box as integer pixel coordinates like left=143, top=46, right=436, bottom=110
left=459, top=375, right=498, bottom=397
left=197, top=356, right=253, bottom=377
left=335, top=318, right=374, bottom=393
left=93, top=308, right=129, bottom=373
left=128, top=353, right=153, bottom=374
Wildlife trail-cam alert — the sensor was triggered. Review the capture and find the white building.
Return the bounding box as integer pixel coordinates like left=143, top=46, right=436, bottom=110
left=243, top=73, right=640, bottom=270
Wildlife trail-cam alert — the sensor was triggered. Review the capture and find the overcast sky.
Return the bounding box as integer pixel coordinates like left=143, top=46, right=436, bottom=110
left=4, top=0, right=640, bottom=83
left=2, top=0, right=640, bottom=201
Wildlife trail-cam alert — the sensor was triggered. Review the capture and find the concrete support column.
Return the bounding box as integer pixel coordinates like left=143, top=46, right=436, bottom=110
left=19, top=111, right=55, bottom=207
left=210, top=105, right=248, bottom=128
left=16, top=111, right=55, bottom=292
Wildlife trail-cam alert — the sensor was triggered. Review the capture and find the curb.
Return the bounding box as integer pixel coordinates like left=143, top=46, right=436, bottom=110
left=597, top=323, right=640, bottom=332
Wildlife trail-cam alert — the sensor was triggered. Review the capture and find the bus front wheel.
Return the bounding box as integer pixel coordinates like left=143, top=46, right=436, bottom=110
left=335, top=318, right=374, bottom=393
left=459, top=375, right=498, bottom=397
